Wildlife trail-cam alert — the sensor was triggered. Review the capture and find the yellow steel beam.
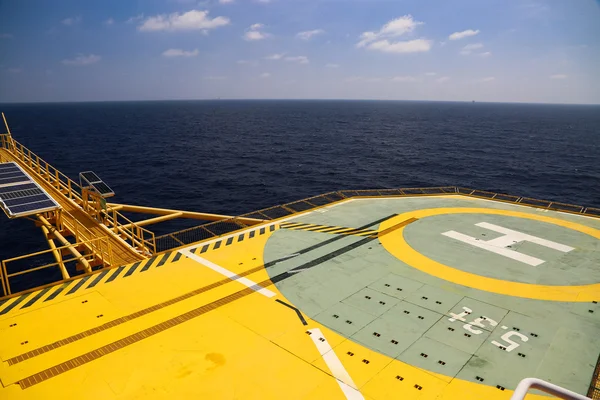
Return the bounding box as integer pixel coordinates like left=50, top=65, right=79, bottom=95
left=108, top=203, right=264, bottom=225
left=38, top=215, right=92, bottom=274
left=39, top=224, right=70, bottom=280
left=1, top=112, right=11, bottom=136
left=120, top=212, right=183, bottom=229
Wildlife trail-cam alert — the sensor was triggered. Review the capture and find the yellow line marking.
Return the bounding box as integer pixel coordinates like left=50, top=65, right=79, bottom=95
left=379, top=207, right=600, bottom=302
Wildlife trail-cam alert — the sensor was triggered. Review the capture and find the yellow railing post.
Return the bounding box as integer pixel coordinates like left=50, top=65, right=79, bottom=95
left=2, top=261, right=11, bottom=296
left=0, top=261, right=8, bottom=297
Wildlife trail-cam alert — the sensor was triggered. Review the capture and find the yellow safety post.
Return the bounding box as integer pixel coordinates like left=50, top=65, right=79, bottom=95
left=38, top=215, right=92, bottom=274
left=40, top=224, right=70, bottom=280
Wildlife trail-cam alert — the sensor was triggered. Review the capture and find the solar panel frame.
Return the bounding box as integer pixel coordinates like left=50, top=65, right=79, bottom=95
left=79, top=170, right=115, bottom=197
left=0, top=176, right=30, bottom=185
left=0, top=162, right=60, bottom=218
left=80, top=171, right=102, bottom=184
left=0, top=183, right=37, bottom=194
left=91, top=181, right=114, bottom=196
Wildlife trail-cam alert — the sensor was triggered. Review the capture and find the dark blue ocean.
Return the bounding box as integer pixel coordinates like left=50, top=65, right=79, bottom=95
left=1, top=100, right=599, bottom=274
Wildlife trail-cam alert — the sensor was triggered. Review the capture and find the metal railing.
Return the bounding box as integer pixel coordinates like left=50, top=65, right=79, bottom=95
left=1, top=236, right=113, bottom=297
left=0, top=135, right=156, bottom=255
left=154, top=186, right=600, bottom=253
left=101, top=207, right=156, bottom=255
left=510, top=378, right=590, bottom=400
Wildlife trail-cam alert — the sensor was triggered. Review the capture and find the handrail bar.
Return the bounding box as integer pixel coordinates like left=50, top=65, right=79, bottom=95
left=510, top=378, right=590, bottom=400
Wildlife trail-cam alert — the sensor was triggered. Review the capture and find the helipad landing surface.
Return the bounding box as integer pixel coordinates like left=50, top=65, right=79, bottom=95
left=0, top=195, right=599, bottom=399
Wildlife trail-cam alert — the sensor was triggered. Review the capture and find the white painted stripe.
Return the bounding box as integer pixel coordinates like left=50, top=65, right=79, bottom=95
left=180, top=249, right=276, bottom=298
left=442, top=230, right=545, bottom=266
left=308, top=328, right=364, bottom=400
left=476, top=222, right=574, bottom=252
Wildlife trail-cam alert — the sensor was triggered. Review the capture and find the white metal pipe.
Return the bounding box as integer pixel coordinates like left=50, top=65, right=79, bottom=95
left=510, top=378, right=590, bottom=400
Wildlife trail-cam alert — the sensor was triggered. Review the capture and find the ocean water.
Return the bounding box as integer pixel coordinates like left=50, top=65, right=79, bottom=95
left=0, top=100, right=599, bottom=284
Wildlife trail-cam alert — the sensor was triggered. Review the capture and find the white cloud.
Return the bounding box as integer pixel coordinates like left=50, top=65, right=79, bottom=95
left=479, top=51, right=492, bottom=57
left=0, top=33, right=13, bottom=39
left=325, top=63, right=339, bottom=68
left=138, top=10, right=230, bottom=32
left=237, top=59, right=258, bottom=66
left=346, top=76, right=383, bottom=83
left=365, top=39, right=432, bottom=54
left=219, top=0, right=235, bottom=3
left=244, top=30, right=268, bottom=40
left=62, top=54, right=101, bottom=66
left=392, top=76, right=418, bottom=82
left=62, top=16, right=81, bottom=26
left=436, top=76, right=450, bottom=83
left=424, top=72, right=437, bottom=76
left=357, top=15, right=431, bottom=54
left=162, top=48, right=199, bottom=57
left=358, top=15, right=423, bottom=47
left=265, top=53, right=285, bottom=60
left=204, top=75, right=227, bottom=80
left=127, top=14, right=145, bottom=24
left=244, top=23, right=269, bottom=41
left=285, top=56, right=309, bottom=64
left=460, top=43, right=484, bottom=55
left=449, top=29, right=480, bottom=40
left=296, top=29, right=325, bottom=40
left=550, top=74, right=567, bottom=79
left=7, top=68, right=21, bottom=73
left=260, top=72, right=271, bottom=78
left=477, top=77, right=496, bottom=83
left=104, top=18, right=114, bottom=25
left=256, top=0, right=271, bottom=3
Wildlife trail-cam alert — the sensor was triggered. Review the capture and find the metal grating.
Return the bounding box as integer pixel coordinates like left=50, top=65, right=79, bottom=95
left=494, top=193, right=520, bottom=202
left=471, top=190, right=497, bottom=198
left=520, top=197, right=552, bottom=207
left=548, top=202, right=584, bottom=213
left=402, top=188, right=425, bottom=194
left=325, top=192, right=345, bottom=201
left=339, top=190, right=360, bottom=197
left=286, top=201, right=315, bottom=212
left=261, top=206, right=294, bottom=219
left=152, top=186, right=600, bottom=254
left=585, top=208, right=600, bottom=217
left=588, top=352, right=600, bottom=399
left=421, top=187, right=447, bottom=194
left=308, top=195, right=334, bottom=206
left=202, top=220, right=245, bottom=236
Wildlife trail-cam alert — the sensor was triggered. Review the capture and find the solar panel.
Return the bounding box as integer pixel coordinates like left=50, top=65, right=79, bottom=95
left=0, top=162, right=60, bottom=219
left=79, top=171, right=115, bottom=197
left=80, top=171, right=101, bottom=183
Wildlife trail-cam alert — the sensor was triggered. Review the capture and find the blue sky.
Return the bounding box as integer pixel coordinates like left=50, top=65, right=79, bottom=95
left=0, top=0, right=599, bottom=103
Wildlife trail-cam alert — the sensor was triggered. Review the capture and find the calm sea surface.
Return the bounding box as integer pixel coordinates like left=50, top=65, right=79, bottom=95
left=0, top=100, right=599, bottom=291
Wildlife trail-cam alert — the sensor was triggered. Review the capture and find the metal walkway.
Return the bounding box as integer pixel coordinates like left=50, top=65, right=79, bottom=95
left=0, top=148, right=144, bottom=267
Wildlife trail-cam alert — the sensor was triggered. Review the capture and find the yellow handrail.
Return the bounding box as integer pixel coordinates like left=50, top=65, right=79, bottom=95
left=1, top=236, right=113, bottom=296
left=1, top=136, right=155, bottom=255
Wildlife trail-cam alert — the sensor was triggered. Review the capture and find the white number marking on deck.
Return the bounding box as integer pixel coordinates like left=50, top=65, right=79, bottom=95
left=442, top=222, right=574, bottom=266
left=448, top=307, right=529, bottom=352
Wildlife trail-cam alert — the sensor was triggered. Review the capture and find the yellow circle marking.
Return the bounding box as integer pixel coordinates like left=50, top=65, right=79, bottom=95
left=379, top=207, right=600, bottom=302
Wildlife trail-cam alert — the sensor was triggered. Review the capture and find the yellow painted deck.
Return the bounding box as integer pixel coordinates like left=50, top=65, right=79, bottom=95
left=1, top=194, right=599, bottom=400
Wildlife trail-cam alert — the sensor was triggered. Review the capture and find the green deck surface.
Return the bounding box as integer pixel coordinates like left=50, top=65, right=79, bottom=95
left=263, top=195, right=600, bottom=395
